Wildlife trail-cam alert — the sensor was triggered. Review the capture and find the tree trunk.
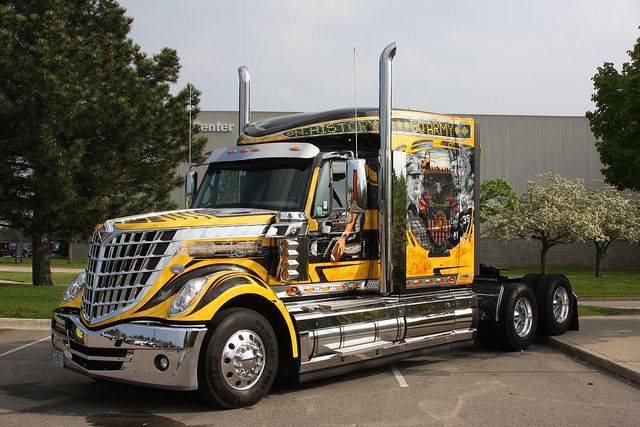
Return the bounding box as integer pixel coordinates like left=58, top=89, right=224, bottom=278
left=594, top=241, right=609, bottom=278
left=33, top=232, right=52, bottom=286
left=595, top=251, right=603, bottom=277
left=540, top=245, right=548, bottom=274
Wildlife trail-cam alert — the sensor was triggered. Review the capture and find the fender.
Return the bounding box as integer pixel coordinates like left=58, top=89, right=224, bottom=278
left=177, top=271, right=299, bottom=358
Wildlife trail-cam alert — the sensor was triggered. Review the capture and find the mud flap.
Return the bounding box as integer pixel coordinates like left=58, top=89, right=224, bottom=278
left=569, top=292, right=579, bottom=331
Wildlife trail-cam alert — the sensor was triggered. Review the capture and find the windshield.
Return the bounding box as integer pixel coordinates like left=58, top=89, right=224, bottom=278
left=192, top=158, right=314, bottom=211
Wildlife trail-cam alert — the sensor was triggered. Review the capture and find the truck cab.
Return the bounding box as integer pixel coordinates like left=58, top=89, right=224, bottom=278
left=52, top=43, right=577, bottom=409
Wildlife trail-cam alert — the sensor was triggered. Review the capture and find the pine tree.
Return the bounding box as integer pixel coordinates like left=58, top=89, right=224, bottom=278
left=0, top=0, right=206, bottom=285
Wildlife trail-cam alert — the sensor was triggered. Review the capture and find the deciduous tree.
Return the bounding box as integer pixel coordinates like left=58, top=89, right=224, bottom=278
left=586, top=34, right=640, bottom=192
left=587, top=185, right=640, bottom=277
left=479, top=178, right=519, bottom=224
left=0, top=0, right=206, bottom=285
left=484, top=174, right=593, bottom=273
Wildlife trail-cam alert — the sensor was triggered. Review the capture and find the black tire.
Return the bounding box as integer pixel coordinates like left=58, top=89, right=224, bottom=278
left=536, top=274, right=574, bottom=336
left=520, top=273, right=543, bottom=289
left=198, top=309, right=278, bottom=409
left=495, top=283, right=538, bottom=351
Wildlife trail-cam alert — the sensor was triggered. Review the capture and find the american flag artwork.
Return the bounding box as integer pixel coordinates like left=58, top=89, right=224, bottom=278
left=428, top=211, right=451, bottom=246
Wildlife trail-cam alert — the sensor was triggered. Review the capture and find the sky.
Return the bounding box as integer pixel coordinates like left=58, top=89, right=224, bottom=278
left=119, top=0, right=639, bottom=116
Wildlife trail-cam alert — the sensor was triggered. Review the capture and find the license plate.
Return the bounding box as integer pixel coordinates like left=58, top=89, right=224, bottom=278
left=52, top=349, right=64, bottom=367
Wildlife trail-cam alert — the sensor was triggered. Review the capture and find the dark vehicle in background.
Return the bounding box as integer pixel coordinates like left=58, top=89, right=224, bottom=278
left=50, top=240, right=69, bottom=258
left=0, top=241, right=16, bottom=257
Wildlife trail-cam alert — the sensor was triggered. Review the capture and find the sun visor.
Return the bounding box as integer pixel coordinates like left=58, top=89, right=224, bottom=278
left=203, top=142, right=320, bottom=164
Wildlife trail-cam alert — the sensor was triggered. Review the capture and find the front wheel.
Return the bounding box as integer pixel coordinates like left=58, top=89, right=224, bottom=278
left=199, top=309, right=278, bottom=409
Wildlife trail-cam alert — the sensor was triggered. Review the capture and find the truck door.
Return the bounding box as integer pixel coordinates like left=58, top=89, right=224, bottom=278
left=308, top=159, right=370, bottom=285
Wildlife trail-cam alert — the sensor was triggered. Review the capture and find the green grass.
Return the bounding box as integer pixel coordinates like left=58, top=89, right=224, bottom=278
left=0, top=271, right=79, bottom=286
left=503, top=266, right=640, bottom=297
left=0, top=284, right=65, bottom=319
left=578, top=305, right=640, bottom=316
left=0, top=257, right=87, bottom=268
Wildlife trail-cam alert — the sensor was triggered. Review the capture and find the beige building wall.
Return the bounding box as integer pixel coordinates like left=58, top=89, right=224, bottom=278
left=470, top=115, right=602, bottom=194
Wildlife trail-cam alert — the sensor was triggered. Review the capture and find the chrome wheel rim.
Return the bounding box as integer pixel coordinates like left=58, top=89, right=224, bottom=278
left=513, top=297, right=533, bottom=338
left=221, top=329, right=265, bottom=391
left=552, top=287, right=570, bottom=323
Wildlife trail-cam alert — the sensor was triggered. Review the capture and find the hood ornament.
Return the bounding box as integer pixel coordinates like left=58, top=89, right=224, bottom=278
left=98, top=219, right=115, bottom=243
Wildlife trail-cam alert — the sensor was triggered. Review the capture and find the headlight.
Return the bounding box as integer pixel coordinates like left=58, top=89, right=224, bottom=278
left=168, top=276, right=209, bottom=317
left=62, top=272, right=86, bottom=302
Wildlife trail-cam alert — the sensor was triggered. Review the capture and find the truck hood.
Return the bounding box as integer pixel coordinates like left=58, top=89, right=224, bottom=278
left=106, top=208, right=277, bottom=232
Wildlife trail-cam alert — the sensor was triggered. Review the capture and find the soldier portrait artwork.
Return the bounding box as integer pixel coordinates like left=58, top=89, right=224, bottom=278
left=406, top=140, right=475, bottom=257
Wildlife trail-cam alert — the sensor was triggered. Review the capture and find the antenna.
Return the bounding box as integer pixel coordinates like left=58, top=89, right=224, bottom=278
left=353, top=46, right=358, bottom=158
left=188, top=83, right=192, bottom=168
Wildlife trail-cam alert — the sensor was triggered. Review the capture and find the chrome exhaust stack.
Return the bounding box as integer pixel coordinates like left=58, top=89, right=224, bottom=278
left=238, top=66, right=251, bottom=134
left=378, top=42, right=396, bottom=295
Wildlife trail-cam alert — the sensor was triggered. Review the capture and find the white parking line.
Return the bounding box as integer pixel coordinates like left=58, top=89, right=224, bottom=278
left=390, top=363, right=408, bottom=388
left=0, top=336, right=49, bottom=358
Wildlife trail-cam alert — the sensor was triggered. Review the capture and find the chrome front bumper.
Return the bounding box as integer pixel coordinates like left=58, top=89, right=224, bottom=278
left=51, top=310, right=207, bottom=390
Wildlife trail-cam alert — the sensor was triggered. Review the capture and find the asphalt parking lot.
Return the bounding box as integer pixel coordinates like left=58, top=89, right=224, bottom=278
left=1, top=329, right=640, bottom=426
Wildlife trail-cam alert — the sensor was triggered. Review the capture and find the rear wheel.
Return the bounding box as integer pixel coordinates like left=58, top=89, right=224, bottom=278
left=199, top=309, right=278, bottom=409
left=536, top=274, right=574, bottom=335
left=495, top=283, right=538, bottom=351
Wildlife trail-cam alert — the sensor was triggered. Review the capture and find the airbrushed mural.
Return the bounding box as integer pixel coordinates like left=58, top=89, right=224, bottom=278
left=393, top=113, right=476, bottom=286
left=406, top=141, right=474, bottom=256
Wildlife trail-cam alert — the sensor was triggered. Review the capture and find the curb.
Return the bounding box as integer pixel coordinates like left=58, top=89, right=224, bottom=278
left=0, top=318, right=50, bottom=331
left=579, top=297, right=640, bottom=302
left=545, top=336, right=640, bottom=385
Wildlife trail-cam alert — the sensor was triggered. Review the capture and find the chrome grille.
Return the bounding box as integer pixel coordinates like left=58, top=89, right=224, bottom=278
left=82, top=229, right=178, bottom=323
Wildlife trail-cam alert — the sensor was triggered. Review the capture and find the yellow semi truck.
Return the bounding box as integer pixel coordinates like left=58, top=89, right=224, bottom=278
left=52, top=43, right=578, bottom=408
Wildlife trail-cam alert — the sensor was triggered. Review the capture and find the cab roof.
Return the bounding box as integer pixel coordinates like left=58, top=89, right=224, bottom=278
left=242, top=108, right=379, bottom=138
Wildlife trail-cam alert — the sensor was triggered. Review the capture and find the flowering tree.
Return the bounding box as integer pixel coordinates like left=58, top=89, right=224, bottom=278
left=587, top=185, right=640, bottom=277
left=484, top=174, right=593, bottom=273
left=479, top=178, right=519, bottom=224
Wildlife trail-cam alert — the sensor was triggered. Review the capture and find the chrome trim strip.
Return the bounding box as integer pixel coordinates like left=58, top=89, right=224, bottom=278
left=89, top=298, right=145, bottom=307
left=495, top=285, right=505, bottom=321
left=66, top=347, right=133, bottom=363
left=93, top=269, right=161, bottom=277
left=88, top=254, right=173, bottom=262
left=273, top=280, right=379, bottom=299
left=100, top=239, right=179, bottom=248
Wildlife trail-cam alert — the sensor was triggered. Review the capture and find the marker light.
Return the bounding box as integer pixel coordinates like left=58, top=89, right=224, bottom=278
left=286, top=286, right=300, bottom=296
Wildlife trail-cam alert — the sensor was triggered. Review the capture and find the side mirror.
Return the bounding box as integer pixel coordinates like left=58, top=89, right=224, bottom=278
left=185, top=170, right=198, bottom=208
left=346, top=159, right=367, bottom=213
